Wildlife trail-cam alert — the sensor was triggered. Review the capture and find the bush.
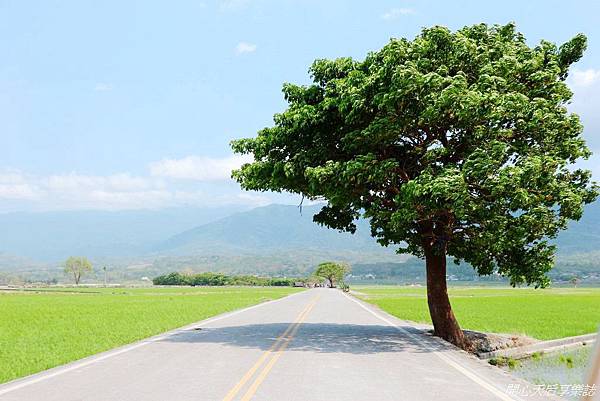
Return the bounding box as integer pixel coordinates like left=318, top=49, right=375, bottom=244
left=152, top=272, right=297, bottom=287
left=267, top=278, right=295, bottom=286
left=152, top=272, right=190, bottom=285
left=189, top=273, right=230, bottom=286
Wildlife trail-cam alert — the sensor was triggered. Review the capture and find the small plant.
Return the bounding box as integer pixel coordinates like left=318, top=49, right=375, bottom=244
left=488, top=356, right=520, bottom=369
left=530, top=352, right=542, bottom=361
left=559, top=355, right=574, bottom=368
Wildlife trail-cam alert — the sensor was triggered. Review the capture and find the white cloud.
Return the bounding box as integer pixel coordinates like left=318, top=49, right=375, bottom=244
left=235, top=42, right=257, bottom=54
left=94, top=83, right=113, bottom=92
left=570, top=69, right=600, bottom=87
left=40, top=173, right=168, bottom=210
left=149, top=155, right=252, bottom=181
left=0, top=155, right=285, bottom=212
left=0, top=171, right=28, bottom=185
left=46, top=173, right=155, bottom=192
left=0, top=184, right=38, bottom=200
left=0, top=171, right=39, bottom=200
left=381, top=7, right=414, bottom=20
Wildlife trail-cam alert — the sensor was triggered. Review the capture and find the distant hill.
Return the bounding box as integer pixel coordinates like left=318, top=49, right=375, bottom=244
left=158, top=202, right=600, bottom=256
left=1, top=201, right=599, bottom=283
left=156, top=204, right=394, bottom=255
left=0, top=206, right=247, bottom=262
left=555, top=201, right=600, bottom=254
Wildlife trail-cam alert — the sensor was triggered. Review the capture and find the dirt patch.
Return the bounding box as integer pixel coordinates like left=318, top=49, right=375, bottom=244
left=464, top=330, right=538, bottom=355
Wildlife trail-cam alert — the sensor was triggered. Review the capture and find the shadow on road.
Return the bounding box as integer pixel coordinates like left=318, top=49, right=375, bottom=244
left=162, top=323, right=445, bottom=354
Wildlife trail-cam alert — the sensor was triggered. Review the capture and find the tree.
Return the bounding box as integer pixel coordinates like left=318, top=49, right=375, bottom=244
left=231, top=23, right=597, bottom=349
left=314, top=262, right=350, bottom=288
left=64, top=256, right=93, bottom=285
left=569, top=275, right=580, bottom=287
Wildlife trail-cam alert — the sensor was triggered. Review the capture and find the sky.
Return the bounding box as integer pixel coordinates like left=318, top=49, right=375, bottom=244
left=1, top=0, right=599, bottom=212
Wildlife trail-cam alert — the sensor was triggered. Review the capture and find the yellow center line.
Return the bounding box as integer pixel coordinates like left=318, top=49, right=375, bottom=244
left=220, top=295, right=319, bottom=401
left=239, top=295, right=320, bottom=401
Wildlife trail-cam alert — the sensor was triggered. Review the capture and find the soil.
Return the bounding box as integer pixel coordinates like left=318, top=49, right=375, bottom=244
left=463, top=329, right=538, bottom=355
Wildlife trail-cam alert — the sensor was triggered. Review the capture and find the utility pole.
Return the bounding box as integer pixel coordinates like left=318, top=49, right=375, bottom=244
left=103, top=266, right=107, bottom=287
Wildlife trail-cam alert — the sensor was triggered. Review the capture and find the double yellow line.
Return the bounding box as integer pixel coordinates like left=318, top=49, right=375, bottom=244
left=221, top=295, right=320, bottom=401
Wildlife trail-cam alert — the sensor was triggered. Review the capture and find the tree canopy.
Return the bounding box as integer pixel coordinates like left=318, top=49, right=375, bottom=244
left=313, top=262, right=350, bottom=288
left=231, top=23, right=597, bottom=347
left=64, top=256, right=93, bottom=285
left=232, top=23, right=596, bottom=287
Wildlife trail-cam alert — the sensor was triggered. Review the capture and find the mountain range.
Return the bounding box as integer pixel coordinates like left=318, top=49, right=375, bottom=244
left=1, top=202, right=599, bottom=281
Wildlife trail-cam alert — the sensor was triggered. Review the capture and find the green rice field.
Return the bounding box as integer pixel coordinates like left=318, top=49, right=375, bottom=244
left=355, top=286, right=600, bottom=340
left=0, top=286, right=302, bottom=384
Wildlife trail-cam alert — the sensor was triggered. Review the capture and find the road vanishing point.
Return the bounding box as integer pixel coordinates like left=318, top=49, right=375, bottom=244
left=0, top=289, right=557, bottom=401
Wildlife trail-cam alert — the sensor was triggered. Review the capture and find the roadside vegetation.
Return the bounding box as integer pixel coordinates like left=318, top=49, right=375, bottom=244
left=152, top=272, right=298, bottom=286
left=356, top=286, right=600, bottom=340
left=0, top=286, right=302, bottom=384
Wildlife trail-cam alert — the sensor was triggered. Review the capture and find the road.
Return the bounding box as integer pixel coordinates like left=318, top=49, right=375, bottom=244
left=0, top=288, right=558, bottom=401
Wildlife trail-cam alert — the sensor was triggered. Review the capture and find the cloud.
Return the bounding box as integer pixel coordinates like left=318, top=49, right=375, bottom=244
left=0, top=171, right=39, bottom=200
left=0, top=183, right=38, bottom=200
left=40, top=173, right=168, bottom=209
left=149, top=155, right=252, bottom=181
left=46, top=173, right=155, bottom=192
left=94, top=83, right=113, bottom=92
left=235, top=42, right=257, bottom=54
left=381, top=7, right=414, bottom=20
left=0, top=155, right=296, bottom=212
left=569, top=69, right=600, bottom=87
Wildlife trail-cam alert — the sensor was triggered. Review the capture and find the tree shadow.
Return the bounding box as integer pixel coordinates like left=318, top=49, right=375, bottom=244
left=162, top=323, right=445, bottom=355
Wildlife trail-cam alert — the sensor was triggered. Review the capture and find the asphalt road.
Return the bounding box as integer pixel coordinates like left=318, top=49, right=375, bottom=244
left=0, top=288, right=559, bottom=401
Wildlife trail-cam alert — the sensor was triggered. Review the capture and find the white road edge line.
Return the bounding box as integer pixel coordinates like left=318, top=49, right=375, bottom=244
left=342, top=292, right=525, bottom=401
left=0, top=289, right=308, bottom=396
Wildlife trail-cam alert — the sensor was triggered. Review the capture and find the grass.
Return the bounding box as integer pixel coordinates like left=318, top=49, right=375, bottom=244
left=0, top=286, right=302, bottom=384
left=355, top=286, right=600, bottom=340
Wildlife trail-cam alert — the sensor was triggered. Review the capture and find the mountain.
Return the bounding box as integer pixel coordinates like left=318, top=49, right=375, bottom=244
left=555, top=201, right=600, bottom=254
left=156, top=204, right=393, bottom=255
left=0, top=206, right=247, bottom=262
left=1, top=201, right=600, bottom=283
left=159, top=202, right=600, bottom=255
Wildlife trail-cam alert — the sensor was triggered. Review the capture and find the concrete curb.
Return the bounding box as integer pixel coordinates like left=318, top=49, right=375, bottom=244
left=478, top=333, right=597, bottom=360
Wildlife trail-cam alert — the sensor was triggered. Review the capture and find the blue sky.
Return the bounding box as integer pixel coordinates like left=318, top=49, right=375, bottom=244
left=1, top=0, right=599, bottom=212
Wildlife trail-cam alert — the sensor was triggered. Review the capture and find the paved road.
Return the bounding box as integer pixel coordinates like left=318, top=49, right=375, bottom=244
left=0, top=289, right=558, bottom=401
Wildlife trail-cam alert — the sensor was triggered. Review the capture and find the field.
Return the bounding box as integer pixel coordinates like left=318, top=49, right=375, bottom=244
left=0, top=286, right=302, bottom=384
left=511, top=345, right=593, bottom=400
left=355, top=286, right=600, bottom=340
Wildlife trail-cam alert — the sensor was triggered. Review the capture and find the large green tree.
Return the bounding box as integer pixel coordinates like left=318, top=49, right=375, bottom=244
left=231, top=23, right=597, bottom=349
left=314, top=262, right=350, bottom=288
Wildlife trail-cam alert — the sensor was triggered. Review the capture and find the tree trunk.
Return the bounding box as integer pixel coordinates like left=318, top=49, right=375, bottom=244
left=424, top=246, right=469, bottom=350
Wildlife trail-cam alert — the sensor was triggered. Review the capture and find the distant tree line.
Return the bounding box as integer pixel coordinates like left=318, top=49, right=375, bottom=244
left=152, top=272, right=298, bottom=287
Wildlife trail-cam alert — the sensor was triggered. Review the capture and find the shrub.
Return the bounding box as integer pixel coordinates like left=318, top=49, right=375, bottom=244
left=153, top=272, right=297, bottom=287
